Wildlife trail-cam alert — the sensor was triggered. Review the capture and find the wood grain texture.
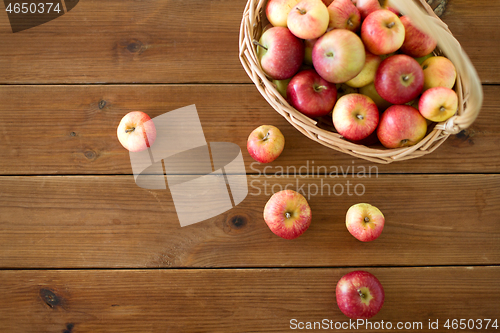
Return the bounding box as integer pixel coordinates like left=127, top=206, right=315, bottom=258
left=0, top=174, right=498, bottom=268
left=0, top=0, right=498, bottom=83
left=0, top=267, right=499, bottom=332
left=0, top=84, right=498, bottom=175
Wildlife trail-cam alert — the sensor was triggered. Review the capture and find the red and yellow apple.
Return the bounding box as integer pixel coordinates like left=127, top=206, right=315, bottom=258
left=287, top=69, right=338, bottom=118
left=419, top=87, right=458, bottom=122
left=287, top=0, right=330, bottom=39
left=266, top=0, right=302, bottom=27
left=247, top=125, right=285, bottom=163
left=117, top=111, right=156, bottom=152
left=377, top=105, right=427, bottom=148
left=333, top=93, right=379, bottom=142
left=399, top=15, right=437, bottom=58
left=422, top=56, right=457, bottom=91
left=361, top=9, right=405, bottom=55
left=346, top=50, right=382, bottom=88
left=312, top=29, right=366, bottom=84
left=263, top=189, right=312, bottom=239
left=256, top=27, right=304, bottom=80
left=375, top=54, right=424, bottom=105
left=327, top=0, right=361, bottom=32
left=346, top=203, right=385, bottom=242
left=336, top=271, right=385, bottom=319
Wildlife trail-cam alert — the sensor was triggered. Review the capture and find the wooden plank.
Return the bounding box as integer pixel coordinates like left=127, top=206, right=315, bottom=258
left=0, top=267, right=499, bottom=332
left=0, top=84, right=498, bottom=175
left=0, top=0, right=498, bottom=83
left=0, top=174, right=498, bottom=268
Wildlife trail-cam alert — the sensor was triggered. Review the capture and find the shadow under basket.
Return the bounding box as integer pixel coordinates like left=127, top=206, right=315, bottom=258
left=239, top=0, right=483, bottom=164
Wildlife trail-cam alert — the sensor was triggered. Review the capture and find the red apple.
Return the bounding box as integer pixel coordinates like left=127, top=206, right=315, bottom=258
left=247, top=125, right=285, bottom=163
left=256, top=27, right=304, bottom=80
left=422, top=56, right=457, bottom=91
left=419, top=87, right=458, bottom=122
left=361, top=9, right=405, bottom=55
left=359, top=82, right=392, bottom=111
left=312, top=29, right=366, bottom=84
left=336, top=271, right=385, bottom=319
left=355, top=0, right=381, bottom=20
left=345, top=50, right=381, bottom=88
left=327, top=0, right=361, bottom=32
left=288, top=0, right=329, bottom=39
left=399, top=15, right=437, bottom=58
left=377, top=105, right=427, bottom=148
left=333, top=93, right=379, bottom=141
left=117, top=111, right=156, bottom=152
left=346, top=203, right=385, bottom=242
left=266, top=0, right=302, bottom=27
left=287, top=69, right=338, bottom=118
left=263, top=189, right=312, bottom=240
left=375, top=54, right=424, bottom=105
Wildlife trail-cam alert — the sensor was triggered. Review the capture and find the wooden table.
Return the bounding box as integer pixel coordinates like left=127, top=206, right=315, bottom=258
left=0, top=0, right=499, bottom=332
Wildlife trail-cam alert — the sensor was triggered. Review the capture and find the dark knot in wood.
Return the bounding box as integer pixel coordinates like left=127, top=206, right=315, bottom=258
left=230, top=215, right=247, bottom=229
left=98, top=100, right=107, bottom=109
left=40, top=289, right=60, bottom=308
left=127, top=40, right=144, bottom=53
left=84, top=150, right=97, bottom=160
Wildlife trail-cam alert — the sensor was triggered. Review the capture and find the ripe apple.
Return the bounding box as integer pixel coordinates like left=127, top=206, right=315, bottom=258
left=304, top=38, right=318, bottom=66
left=346, top=203, right=385, bottom=242
left=327, top=0, right=361, bottom=32
left=247, top=125, right=285, bottom=163
left=333, top=93, right=379, bottom=141
left=117, top=111, right=156, bottom=152
left=359, top=82, right=392, bottom=111
left=361, top=9, right=405, bottom=55
left=419, top=87, right=458, bottom=122
left=375, top=54, right=424, bottom=105
left=263, top=189, right=312, bottom=240
left=336, top=271, right=385, bottom=319
left=345, top=50, right=381, bottom=88
left=266, top=0, right=302, bottom=27
left=377, top=105, right=427, bottom=148
left=422, top=56, right=457, bottom=91
left=287, top=0, right=329, bottom=39
left=287, top=69, right=338, bottom=118
left=312, top=29, right=365, bottom=84
left=399, top=15, right=437, bottom=58
left=355, top=0, right=381, bottom=20
left=256, top=27, right=304, bottom=80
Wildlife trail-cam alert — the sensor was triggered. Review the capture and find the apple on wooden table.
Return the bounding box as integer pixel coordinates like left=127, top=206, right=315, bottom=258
left=375, top=54, right=424, bottom=105
left=287, top=69, right=338, bottom=118
left=345, top=203, right=385, bottom=242
left=287, top=0, right=330, bottom=39
left=263, top=189, right=312, bottom=240
left=312, top=28, right=366, bottom=84
left=117, top=111, right=157, bottom=152
left=377, top=105, right=428, bottom=148
left=333, top=93, right=379, bottom=142
left=336, top=270, right=385, bottom=319
left=361, top=9, right=405, bottom=55
left=247, top=125, right=285, bottom=163
left=256, top=27, right=304, bottom=80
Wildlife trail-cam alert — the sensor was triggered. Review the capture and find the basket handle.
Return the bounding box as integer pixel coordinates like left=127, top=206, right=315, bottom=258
left=390, top=0, right=483, bottom=134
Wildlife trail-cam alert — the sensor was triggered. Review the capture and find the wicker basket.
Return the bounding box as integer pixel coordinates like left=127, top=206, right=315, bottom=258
left=239, top=0, right=483, bottom=164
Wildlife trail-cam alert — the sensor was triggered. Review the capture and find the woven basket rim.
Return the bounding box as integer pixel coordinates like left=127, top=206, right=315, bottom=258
left=239, top=0, right=483, bottom=164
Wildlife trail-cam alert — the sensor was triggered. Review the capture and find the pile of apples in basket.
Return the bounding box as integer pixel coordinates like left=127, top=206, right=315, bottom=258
left=256, top=0, right=457, bottom=148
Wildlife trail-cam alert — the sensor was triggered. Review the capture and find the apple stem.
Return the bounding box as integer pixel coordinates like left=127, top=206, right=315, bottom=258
left=285, top=212, right=292, bottom=219
left=364, top=217, right=370, bottom=223
left=296, top=7, right=306, bottom=15
left=357, top=289, right=365, bottom=298
left=125, top=127, right=135, bottom=134
left=387, top=22, right=395, bottom=29
left=356, top=114, right=364, bottom=120
left=314, top=85, right=328, bottom=92
left=402, top=75, right=410, bottom=82
left=347, top=18, right=354, bottom=27
left=252, top=40, right=268, bottom=51
left=440, top=106, right=446, bottom=112
left=262, top=132, right=271, bottom=141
